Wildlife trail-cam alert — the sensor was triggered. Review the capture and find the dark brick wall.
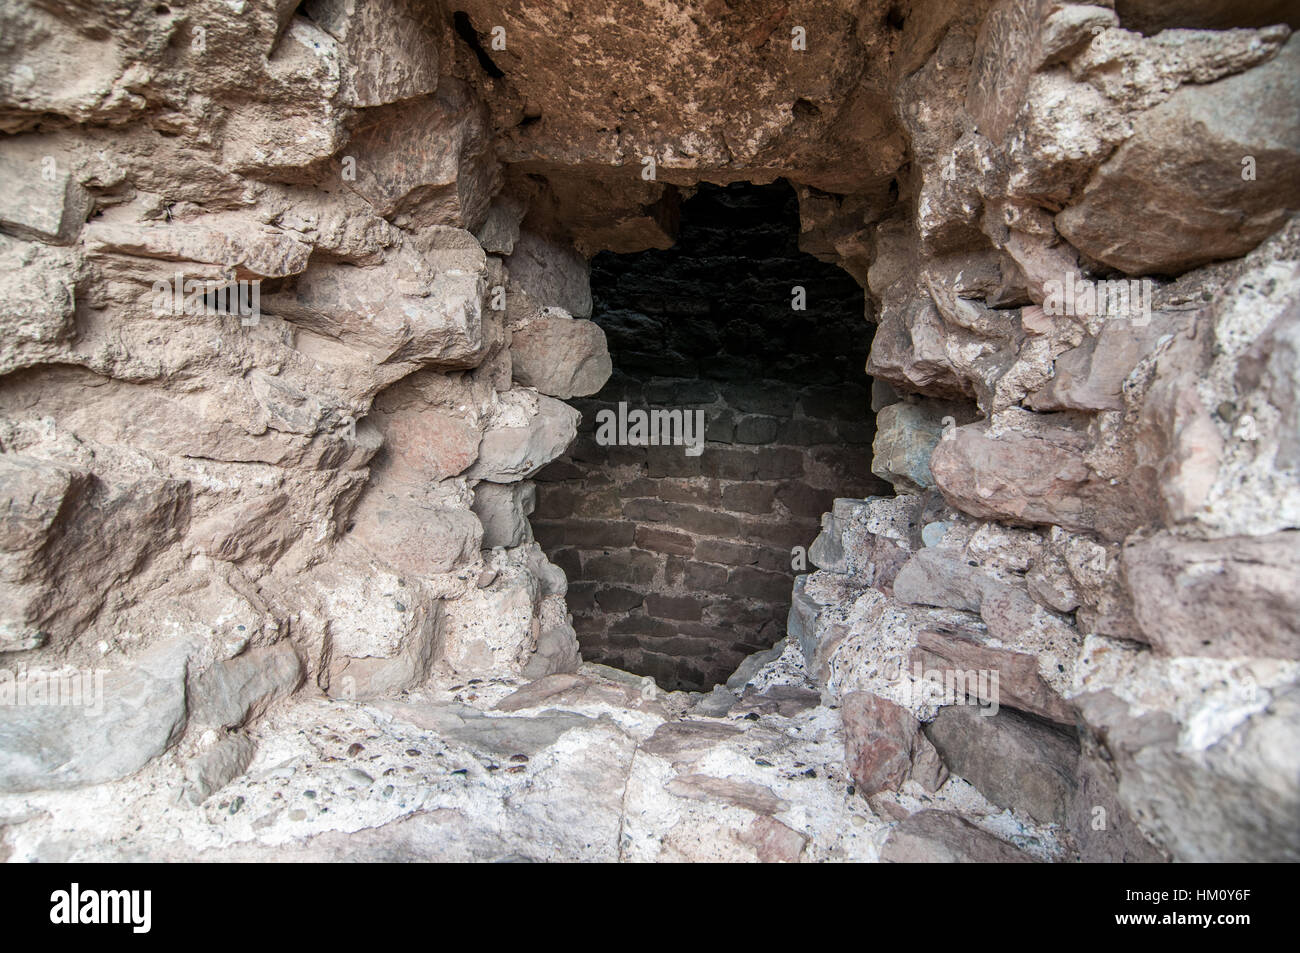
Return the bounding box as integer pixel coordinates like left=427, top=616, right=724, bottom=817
left=534, top=181, right=890, bottom=691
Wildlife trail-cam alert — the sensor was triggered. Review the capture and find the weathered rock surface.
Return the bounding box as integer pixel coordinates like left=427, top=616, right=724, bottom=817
left=343, top=79, right=499, bottom=231
left=930, top=412, right=1158, bottom=542
left=0, top=139, right=91, bottom=244
left=1072, top=675, right=1300, bottom=862
left=1124, top=531, right=1300, bottom=659
left=0, top=641, right=189, bottom=792
left=871, top=399, right=970, bottom=493
left=464, top=393, right=580, bottom=482
left=472, top=481, right=536, bottom=549
left=841, top=691, right=947, bottom=796
left=509, top=311, right=612, bottom=399
left=304, top=0, right=441, bottom=109
left=505, top=231, right=593, bottom=318
left=1058, top=38, right=1300, bottom=275
left=924, top=704, right=1078, bottom=825
left=880, top=810, right=1038, bottom=863
left=0, top=0, right=1295, bottom=864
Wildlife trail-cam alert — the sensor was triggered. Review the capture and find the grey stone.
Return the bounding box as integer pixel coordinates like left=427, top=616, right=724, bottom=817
left=0, top=236, right=76, bottom=377
left=350, top=492, right=482, bottom=575
left=640, top=720, right=744, bottom=763
left=725, top=639, right=787, bottom=691
left=505, top=230, right=592, bottom=317
left=0, top=641, right=189, bottom=792
left=521, top=623, right=582, bottom=679
left=465, top=395, right=580, bottom=482
left=474, top=194, right=527, bottom=255
left=472, top=481, right=536, bottom=549
left=184, top=731, right=257, bottom=804
left=510, top=313, right=612, bottom=398
left=1075, top=685, right=1300, bottom=861
left=1058, top=38, right=1300, bottom=275
left=304, top=0, right=440, bottom=108
left=0, top=139, right=91, bottom=244
left=871, top=401, right=949, bottom=493
left=1069, top=739, right=1169, bottom=862
left=372, top=699, right=597, bottom=760
left=1124, top=530, right=1300, bottom=659
left=190, top=642, right=304, bottom=730
left=880, top=810, right=1038, bottom=863
left=343, top=79, right=499, bottom=231
left=924, top=704, right=1079, bottom=825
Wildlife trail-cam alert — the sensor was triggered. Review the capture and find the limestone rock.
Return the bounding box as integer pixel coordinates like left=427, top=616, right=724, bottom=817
left=725, top=640, right=789, bottom=692
left=0, top=455, right=84, bottom=652
left=924, top=704, right=1079, bottom=825
left=841, top=691, right=948, bottom=796
left=474, top=193, right=528, bottom=255
left=807, top=495, right=919, bottom=584
left=505, top=231, right=593, bottom=318
left=290, top=544, right=445, bottom=699
left=439, top=554, right=576, bottom=679
left=183, top=731, right=257, bottom=804
left=509, top=312, right=612, bottom=399
left=343, top=79, right=499, bottom=231
left=304, top=0, right=441, bottom=108
left=472, top=481, right=536, bottom=549
left=284, top=241, right=487, bottom=367
left=0, top=455, right=191, bottom=652
left=930, top=411, right=1159, bottom=542
left=348, top=491, right=482, bottom=577
left=893, top=543, right=1083, bottom=691
left=1069, top=736, right=1169, bottom=862
left=371, top=407, right=482, bottom=485
left=0, top=139, right=91, bottom=244
left=1074, top=682, right=1300, bottom=862
left=871, top=400, right=970, bottom=493
left=912, top=628, right=1076, bottom=725
left=1058, top=38, right=1300, bottom=275
left=0, top=237, right=78, bottom=377
left=221, top=17, right=349, bottom=175
left=494, top=670, right=654, bottom=714
left=787, top=574, right=855, bottom=682
left=880, top=810, right=1038, bottom=863
left=0, top=1, right=151, bottom=132
left=187, top=493, right=296, bottom=567
left=1027, top=315, right=1175, bottom=412
left=0, top=0, right=1296, bottom=865
left=1123, top=531, right=1300, bottom=659
left=867, top=295, right=980, bottom=401
left=86, top=215, right=314, bottom=281
left=0, top=640, right=190, bottom=792
left=190, top=642, right=304, bottom=730
left=521, top=620, right=582, bottom=680
left=451, top=0, right=907, bottom=196
left=465, top=393, right=580, bottom=482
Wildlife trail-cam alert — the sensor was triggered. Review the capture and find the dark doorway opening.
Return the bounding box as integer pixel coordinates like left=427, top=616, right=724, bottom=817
left=534, top=180, right=889, bottom=691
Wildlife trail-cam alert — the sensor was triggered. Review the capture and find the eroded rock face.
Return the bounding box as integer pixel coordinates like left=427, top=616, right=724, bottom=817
left=0, top=0, right=1296, bottom=862
left=841, top=691, right=948, bottom=797
left=1057, top=37, right=1300, bottom=275
left=0, top=1, right=595, bottom=813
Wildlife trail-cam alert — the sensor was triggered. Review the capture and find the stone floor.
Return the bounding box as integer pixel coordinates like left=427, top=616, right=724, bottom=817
left=0, top=644, right=1061, bottom=863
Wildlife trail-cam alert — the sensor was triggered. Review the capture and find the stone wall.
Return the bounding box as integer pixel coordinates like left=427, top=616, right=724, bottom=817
left=0, top=0, right=604, bottom=799
left=1, top=0, right=1297, bottom=863
left=533, top=182, right=887, bottom=690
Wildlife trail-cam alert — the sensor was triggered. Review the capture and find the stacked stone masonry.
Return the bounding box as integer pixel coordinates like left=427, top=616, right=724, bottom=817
left=534, top=183, right=888, bottom=691
left=0, top=0, right=1297, bottom=863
